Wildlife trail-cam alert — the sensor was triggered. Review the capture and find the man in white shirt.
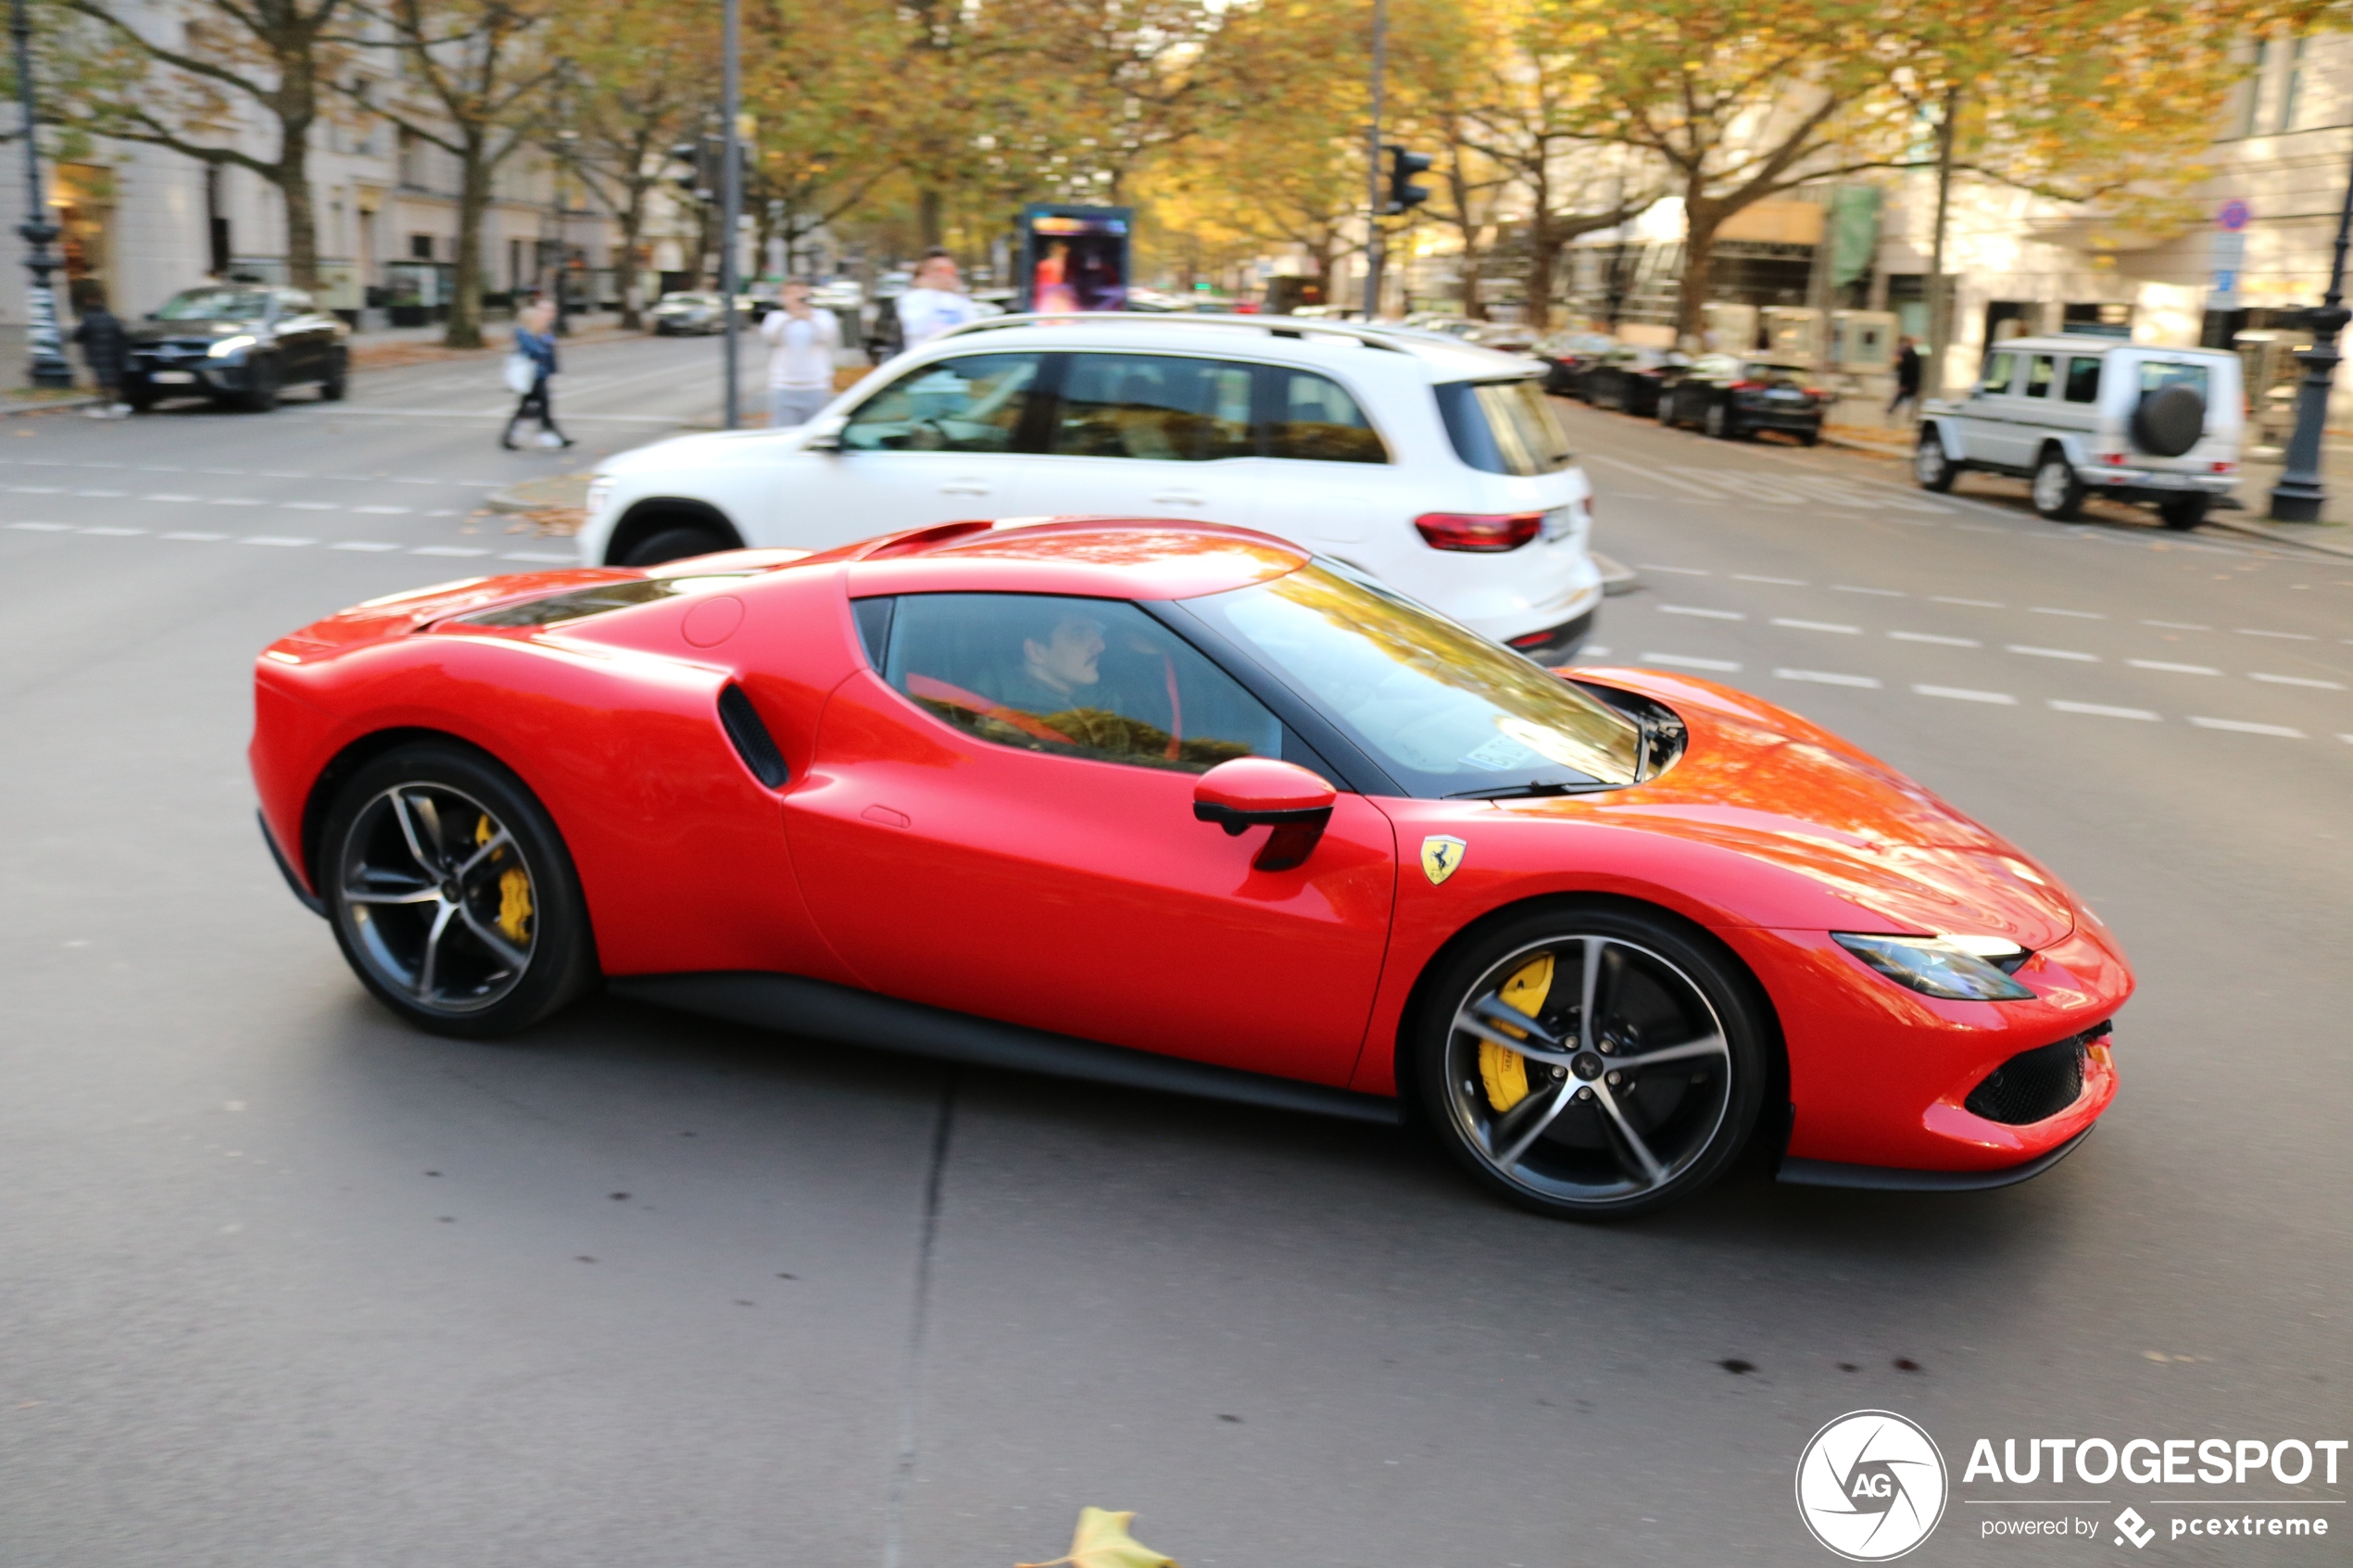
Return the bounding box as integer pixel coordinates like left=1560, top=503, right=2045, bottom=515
left=760, top=280, right=842, bottom=428
left=895, top=249, right=980, bottom=351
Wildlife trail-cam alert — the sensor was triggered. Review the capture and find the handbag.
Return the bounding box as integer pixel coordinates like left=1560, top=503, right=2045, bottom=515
left=502, top=352, right=537, bottom=395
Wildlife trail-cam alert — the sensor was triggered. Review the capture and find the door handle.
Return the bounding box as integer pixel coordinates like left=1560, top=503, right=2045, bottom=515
left=938, top=481, right=989, bottom=495
left=860, top=804, right=910, bottom=828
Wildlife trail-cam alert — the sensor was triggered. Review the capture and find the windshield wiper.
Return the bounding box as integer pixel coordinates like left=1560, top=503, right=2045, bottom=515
left=1446, top=780, right=1621, bottom=800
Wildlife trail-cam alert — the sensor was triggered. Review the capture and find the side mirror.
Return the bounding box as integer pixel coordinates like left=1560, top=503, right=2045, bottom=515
left=799, top=417, right=847, bottom=452
left=1192, top=758, right=1336, bottom=872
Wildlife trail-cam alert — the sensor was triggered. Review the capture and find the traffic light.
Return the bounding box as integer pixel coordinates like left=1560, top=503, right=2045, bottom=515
left=1385, top=144, right=1433, bottom=216
left=670, top=139, right=716, bottom=199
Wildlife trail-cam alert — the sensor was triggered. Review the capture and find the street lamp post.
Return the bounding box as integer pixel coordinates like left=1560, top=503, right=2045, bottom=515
left=1360, top=0, right=1385, bottom=321
left=2267, top=135, right=2353, bottom=522
left=718, top=0, right=742, bottom=429
left=9, top=0, right=73, bottom=389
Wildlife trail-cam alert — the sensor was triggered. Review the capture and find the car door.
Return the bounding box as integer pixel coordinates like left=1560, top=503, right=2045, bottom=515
left=771, top=350, right=1043, bottom=545
left=1961, top=347, right=2027, bottom=466
left=783, top=590, right=1398, bottom=1085
left=1021, top=350, right=1265, bottom=529
left=1249, top=362, right=1393, bottom=558
left=271, top=290, right=326, bottom=380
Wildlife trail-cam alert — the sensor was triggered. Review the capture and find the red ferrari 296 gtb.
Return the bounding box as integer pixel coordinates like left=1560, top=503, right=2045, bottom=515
left=251, top=519, right=2127, bottom=1218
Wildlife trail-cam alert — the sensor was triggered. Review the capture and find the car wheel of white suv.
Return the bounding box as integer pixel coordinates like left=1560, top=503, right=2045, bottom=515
left=1914, top=432, right=1957, bottom=493
left=2030, top=449, right=2085, bottom=521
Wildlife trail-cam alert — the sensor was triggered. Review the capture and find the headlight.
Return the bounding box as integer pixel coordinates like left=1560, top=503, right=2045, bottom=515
left=208, top=334, right=257, bottom=358
left=1832, top=933, right=2034, bottom=1001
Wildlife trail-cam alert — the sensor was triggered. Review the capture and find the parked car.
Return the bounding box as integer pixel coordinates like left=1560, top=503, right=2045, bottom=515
left=1916, top=336, right=2243, bottom=528
left=580, top=313, right=1607, bottom=661
left=1660, top=355, right=1828, bottom=444
left=121, top=284, right=348, bottom=413
left=1570, top=345, right=1690, bottom=415
left=1532, top=331, right=1617, bottom=395
left=648, top=292, right=749, bottom=335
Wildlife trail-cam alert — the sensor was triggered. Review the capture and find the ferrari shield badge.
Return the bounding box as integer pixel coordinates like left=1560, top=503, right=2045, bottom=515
left=1420, top=835, right=1466, bottom=885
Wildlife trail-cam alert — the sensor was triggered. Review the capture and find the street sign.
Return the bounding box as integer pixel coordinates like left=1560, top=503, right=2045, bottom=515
left=2213, top=269, right=2238, bottom=296
left=2220, top=198, right=2251, bottom=232
left=2211, top=231, right=2246, bottom=268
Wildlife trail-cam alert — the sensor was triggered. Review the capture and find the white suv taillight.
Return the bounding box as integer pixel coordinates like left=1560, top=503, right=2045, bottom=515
left=1414, top=511, right=1543, bottom=552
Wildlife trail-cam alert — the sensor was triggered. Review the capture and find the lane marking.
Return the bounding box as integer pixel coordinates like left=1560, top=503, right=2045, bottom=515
left=2189, top=716, right=2305, bottom=737
left=1832, top=584, right=1905, bottom=596
left=1890, top=631, right=1980, bottom=646
left=72, top=489, right=126, bottom=497
left=331, top=541, right=401, bottom=552
left=142, top=493, right=200, bottom=501
left=2032, top=607, right=2106, bottom=620
left=80, top=526, right=145, bottom=536
left=1658, top=604, right=1745, bottom=620
left=1772, top=618, right=1860, bottom=633
left=258, top=470, right=310, bottom=478
left=2051, top=700, right=2160, bottom=720
left=501, top=550, right=577, bottom=562
left=241, top=535, right=316, bottom=547
left=1733, top=573, right=1807, bottom=585
left=2144, top=619, right=2210, bottom=630
left=1639, top=652, right=1742, bottom=671
left=1931, top=596, right=2005, bottom=608
left=162, top=531, right=229, bottom=541
left=354, top=505, right=412, bottom=515
left=1776, top=668, right=1881, bottom=688
left=2250, top=672, right=2347, bottom=690
left=1635, top=563, right=1710, bottom=575
left=6, top=521, right=69, bottom=531
left=208, top=497, right=268, bottom=507
left=2129, top=659, right=2220, bottom=674
left=411, top=546, right=489, bottom=557
left=281, top=501, right=339, bottom=510
left=1915, top=684, right=2016, bottom=704
left=2007, top=645, right=2099, bottom=661
left=6, top=485, right=63, bottom=494
left=2236, top=628, right=2315, bottom=640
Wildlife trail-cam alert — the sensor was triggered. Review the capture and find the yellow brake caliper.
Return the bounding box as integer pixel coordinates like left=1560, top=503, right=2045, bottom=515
left=1478, top=953, right=1554, bottom=1113
left=475, top=814, right=534, bottom=944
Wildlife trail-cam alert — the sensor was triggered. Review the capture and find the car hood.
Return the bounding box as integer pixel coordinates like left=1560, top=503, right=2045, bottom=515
left=1555, top=668, right=2079, bottom=948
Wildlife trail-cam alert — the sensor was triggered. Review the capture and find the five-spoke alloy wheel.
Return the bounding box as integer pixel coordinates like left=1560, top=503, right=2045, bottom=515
left=1413, top=904, right=1768, bottom=1219
left=322, top=744, right=596, bottom=1035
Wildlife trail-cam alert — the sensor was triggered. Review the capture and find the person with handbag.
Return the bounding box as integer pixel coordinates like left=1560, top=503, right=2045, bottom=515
left=501, top=299, right=573, bottom=450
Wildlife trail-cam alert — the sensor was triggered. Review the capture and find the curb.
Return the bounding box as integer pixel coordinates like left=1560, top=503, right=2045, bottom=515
left=2203, top=515, right=2353, bottom=559
left=2, top=395, right=102, bottom=418
left=484, top=473, right=593, bottom=515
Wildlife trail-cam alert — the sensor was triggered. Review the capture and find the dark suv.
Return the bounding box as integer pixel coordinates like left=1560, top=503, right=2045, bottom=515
left=124, top=285, right=350, bottom=412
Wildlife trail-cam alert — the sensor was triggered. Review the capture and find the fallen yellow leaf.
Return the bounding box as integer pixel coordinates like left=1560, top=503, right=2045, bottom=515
left=1017, top=1506, right=1176, bottom=1568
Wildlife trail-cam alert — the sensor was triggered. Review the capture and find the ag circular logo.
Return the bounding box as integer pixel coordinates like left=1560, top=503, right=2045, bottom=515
left=1795, top=1410, right=1947, bottom=1561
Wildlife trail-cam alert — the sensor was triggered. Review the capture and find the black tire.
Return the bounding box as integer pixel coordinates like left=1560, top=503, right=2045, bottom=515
left=2158, top=493, right=2209, bottom=531
left=319, top=351, right=347, bottom=402
left=1658, top=391, right=1678, bottom=427
left=241, top=357, right=281, bottom=413
left=1703, top=400, right=1734, bottom=440
left=121, top=383, right=157, bottom=414
left=320, top=743, right=598, bottom=1037
left=1409, top=901, right=1768, bottom=1220
left=1796, top=430, right=1820, bottom=447
left=619, top=524, right=733, bottom=567
left=1915, top=430, right=1957, bottom=492
left=2030, top=447, right=2085, bottom=520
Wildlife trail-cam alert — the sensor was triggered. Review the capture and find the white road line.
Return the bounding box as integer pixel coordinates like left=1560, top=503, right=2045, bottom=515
left=1931, top=596, right=2005, bottom=608
left=6, top=521, right=69, bottom=531
left=6, top=485, right=63, bottom=494
left=501, top=550, right=576, bottom=562
left=137, top=465, right=184, bottom=472
left=197, top=469, right=245, bottom=475
left=423, top=509, right=459, bottom=518
left=2007, top=645, right=2099, bottom=661
left=162, top=531, right=228, bottom=541
left=1733, top=573, right=1807, bottom=585
left=143, top=493, right=200, bottom=501
left=411, top=546, right=489, bottom=557
left=1915, top=684, right=2017, bottom=704
left=1890, top=631, right=1981, bottom=646
left=208, top=497, right=267, bottom=507
left=1658, top=604, right=1745, bottom=620
left=80, top=526, right=145, bottom=536
left=1832, top=584, right=1906, bottom=596
left=1583, top=454, right=1724, bottom=498
left=1639, top=653, right=1742, bottom=671
left=2189, top=716, right=2305, bottom=737
left=354, top=505, right=412, bottom=515
left=1635, top=563, right=1710, bottom=575
left=2143, top=619, right=2211, bottom=630
left=2051, top=700, right=2160, bottom=721
left=281, top=501, right=339, bottom=510
left=1672, top=465, right=1807, bottom=505
left=1773, top=618, right=1860, bottom=633
left=2129, top=659, right=2221, bottom=674
left=241, top=535, right=316, bottom=547
left=1776, top=669, right=1881, bottom=688
left=258, top=470, right=310, bottom=479
left=2031, top=607, right=2106, bottom=620
left=2236, top=628, right=2315, bottom=640
left=331, top=541, right=402, bottom=552
left=2251, top=672, right=2347, bottom=690
left=72, top=489, right=126, bottom=497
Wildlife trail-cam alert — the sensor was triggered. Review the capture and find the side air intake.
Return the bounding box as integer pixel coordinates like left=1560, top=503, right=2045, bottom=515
left=717, top=684, right=788, bottom=788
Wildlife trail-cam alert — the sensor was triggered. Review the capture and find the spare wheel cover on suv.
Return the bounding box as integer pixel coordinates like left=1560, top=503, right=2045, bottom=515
left=2132, top=383, right=2205, bottom=458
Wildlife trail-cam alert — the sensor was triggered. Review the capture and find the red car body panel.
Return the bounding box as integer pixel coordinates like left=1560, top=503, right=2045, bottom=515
left=250, top=521, right=2132, bottom=1181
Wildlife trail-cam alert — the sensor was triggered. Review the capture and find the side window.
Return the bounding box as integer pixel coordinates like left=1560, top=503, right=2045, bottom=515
left=882, top=593, right=1281, bottom=772
left=2063, top=357, right=2102, bottom=403
left=840, top=352, right=1041, bottom=453
left=1978, top=351, right=2018, bottom=395
left=2138, top=360, right=2211, bottom=400
left=280, top=290, right=317, bottom=315
left=1265, top=369, right=1389, bottom=463
left=1051, top=353, right=1255, bottom=461
left=2025, top=355, right=2057, bottom=397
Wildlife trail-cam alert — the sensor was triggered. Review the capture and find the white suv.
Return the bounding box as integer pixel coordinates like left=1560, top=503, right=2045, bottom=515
left=1915, top=336, right=2242, bottom=529
left=580, top=314, right=1604, bottom=659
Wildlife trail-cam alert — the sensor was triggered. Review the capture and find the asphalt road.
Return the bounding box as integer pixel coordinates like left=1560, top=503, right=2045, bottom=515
left=2, top=337, right=2346, bottom=1567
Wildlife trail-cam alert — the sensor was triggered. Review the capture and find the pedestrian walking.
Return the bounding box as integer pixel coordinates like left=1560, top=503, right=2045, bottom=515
left=69, top=288, right=132, bottom=419
left=896, top=248, right=979, bottom=350
left=1888, top=335, right=1922, bottom=421
left=501, top=298, right=573, bottom=450
left=760, top=279, right=841, bottom=428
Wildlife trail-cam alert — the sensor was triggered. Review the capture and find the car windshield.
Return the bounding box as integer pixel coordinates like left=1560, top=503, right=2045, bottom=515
left=156, top=288, right=271, bottom=320
left=1184, top=563, right=1643, bottom=795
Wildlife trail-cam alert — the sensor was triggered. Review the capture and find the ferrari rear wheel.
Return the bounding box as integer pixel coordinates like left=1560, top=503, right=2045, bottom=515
left=322, top=744, right=597, bottom=1036
left=1412, top=904, right=1767, bottom=1220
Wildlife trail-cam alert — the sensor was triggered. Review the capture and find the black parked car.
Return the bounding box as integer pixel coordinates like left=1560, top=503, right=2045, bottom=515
left=1659, top=354, right=1826, bottom=444
left=1532, top=331, right=1618, bottom=395
left=123, top=285, right=348, bottom=413
left=1571, top=345, right=1690, bottom=415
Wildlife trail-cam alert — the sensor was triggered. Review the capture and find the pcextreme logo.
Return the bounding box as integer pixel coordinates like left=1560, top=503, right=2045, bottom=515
left=1795, top=1410, right=1950, bottom=1562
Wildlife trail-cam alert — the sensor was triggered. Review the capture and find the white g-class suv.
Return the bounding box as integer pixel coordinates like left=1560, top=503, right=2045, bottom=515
left=1915, top=336, right=2242, bottom=529
left=581, top=314, right=1605, bottom=660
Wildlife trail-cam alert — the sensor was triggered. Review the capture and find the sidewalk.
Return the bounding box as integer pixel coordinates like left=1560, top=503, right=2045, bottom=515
left=347, top=313, right=637, bottom=370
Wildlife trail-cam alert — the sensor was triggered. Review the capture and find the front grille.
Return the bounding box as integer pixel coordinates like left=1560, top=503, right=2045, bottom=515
left=1965, top=1035, right=2091, bottom=1125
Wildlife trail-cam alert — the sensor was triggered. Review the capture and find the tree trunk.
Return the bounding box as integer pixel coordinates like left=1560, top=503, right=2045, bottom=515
left=447, top=142, right=493, bottom=348
left=918, top=188, right=943, bottom=250
left=1523, top=215, right=1559, bottom=331
left=619, top=185, right=648, bottom=328
left=1676, top=190, right=1724, bottom=346
left=275, top=147, right=321, bottom=290
left=1460, top=246, right=1483, bottom=320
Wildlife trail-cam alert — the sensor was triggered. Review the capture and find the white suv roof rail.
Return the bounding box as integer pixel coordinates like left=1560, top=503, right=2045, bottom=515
left=937, top=310, right=1428, bottom=353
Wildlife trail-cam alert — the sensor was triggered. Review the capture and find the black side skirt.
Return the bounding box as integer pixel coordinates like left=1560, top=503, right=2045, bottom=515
left=608, top=970, right=1403, bottom=1127
left=1776, top=1125, right=2093, bottom=1192
left=258, top=809, right=325, bottom=918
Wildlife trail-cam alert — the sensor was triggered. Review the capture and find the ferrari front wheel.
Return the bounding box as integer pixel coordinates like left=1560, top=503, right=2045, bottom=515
left=1411, top=904, right=1768, bottom=1220
left=321, top=744, right=597, bottom=1036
